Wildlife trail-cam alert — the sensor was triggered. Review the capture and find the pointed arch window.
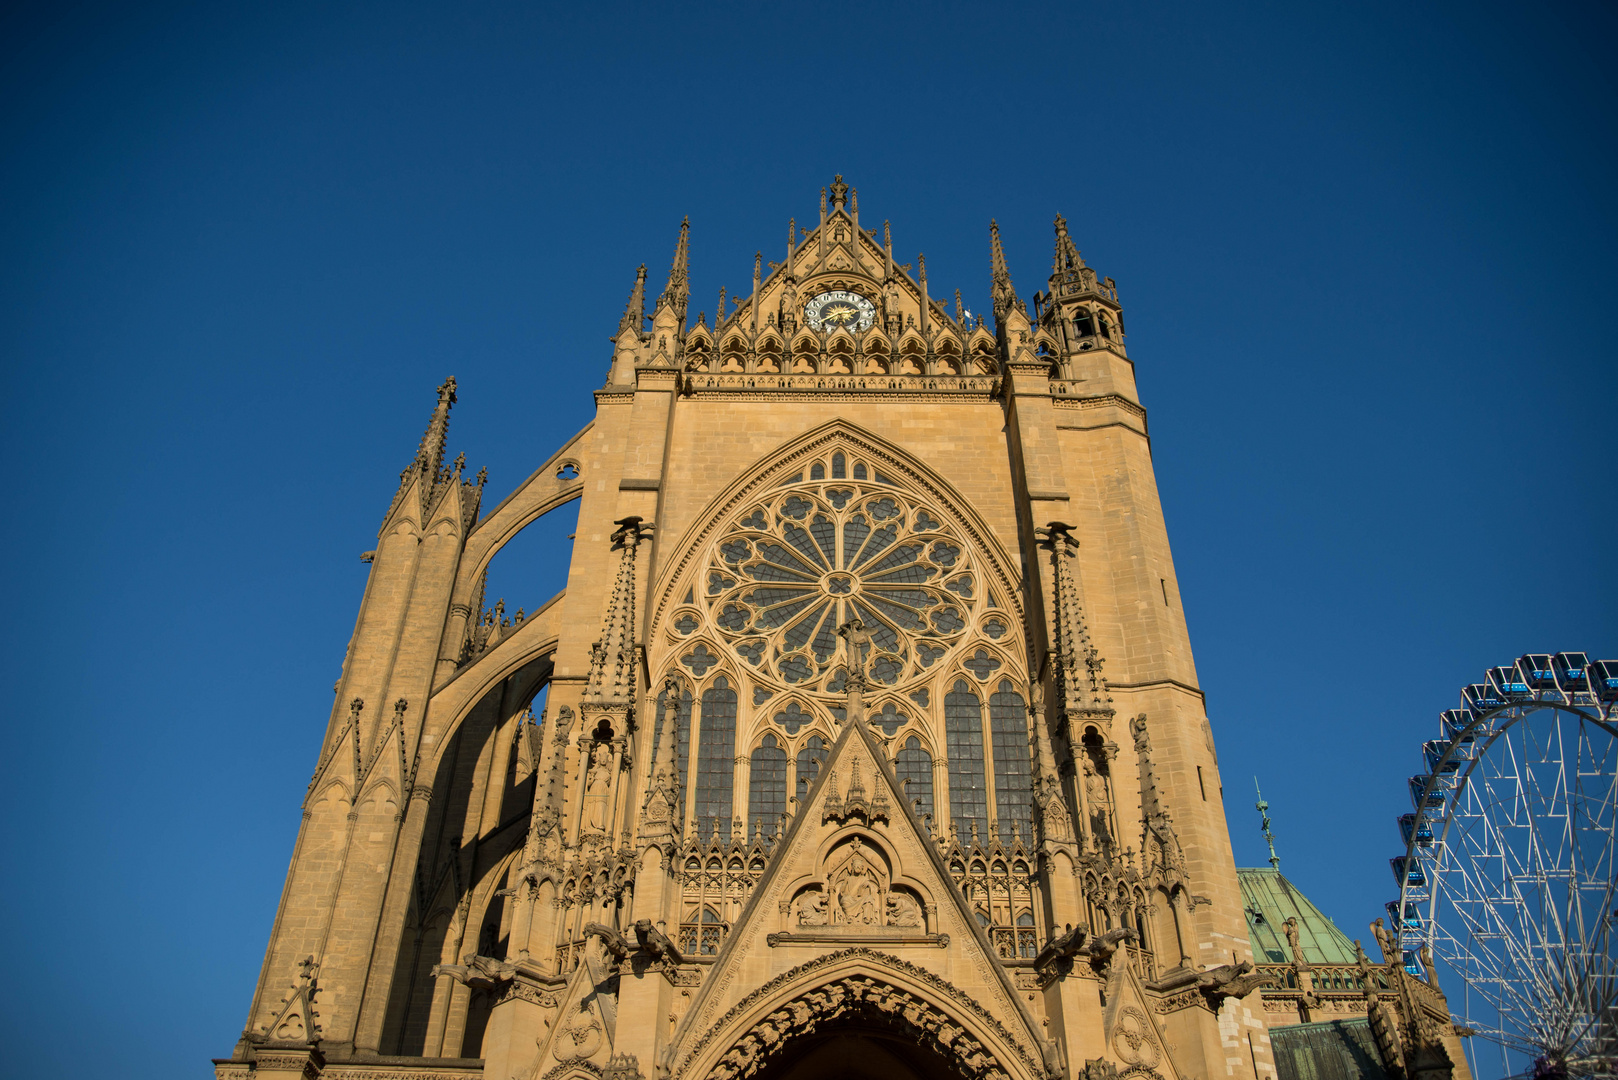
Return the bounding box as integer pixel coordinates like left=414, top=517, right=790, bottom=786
left=989, top=680, right=1032, bottom=843
left=895, top=735, right=934, bottom=821
left=694, top=677, right=737, bottom=840
left=748, top=734, right=787, bottom=839
left=831, top=452, right=846, bottom=479
left=945, top=681, right=988, bottom=838
left=796, top=735, right=829, bottom=801
left=652, top=683, right=692, bottom=821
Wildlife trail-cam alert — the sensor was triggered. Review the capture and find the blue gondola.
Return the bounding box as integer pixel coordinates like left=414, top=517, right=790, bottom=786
left=1462, top=682, right=1505, bottom=721
left=1488, top=665, right=1531, bottom=700
left=1423, top=740, right=1459, bottom=774
left=1409, top=776, right=1444, bottom=812
left=1398, top=812, right=1434, bottom=845
left=1591, top=659, right=1618, bottom=703
left=1391, top=856, right=1426, bottom=888
left=1553, top=652, right=1590, bottom=693
left=1385, top=900, right=1423, bottom=933
left=1519, top=654, right=1557, bottom=690
left=1441, top=708, right=1475, bottom=743
left=1402, top=950, right=1423, bottom=976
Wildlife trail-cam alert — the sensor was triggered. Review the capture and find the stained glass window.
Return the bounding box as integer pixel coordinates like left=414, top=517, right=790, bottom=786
left=694, top=677, right=737, bottom=840
left=796, top=735, right=828, bottom=801
left=989, top=681, right=1032, bottom=843
left=895, top=736, right=933, bottom=821
left=703, top=470, right=980, bottom=702
left=945, top=681, right=988, bottom=838
left=748, top=734, right=787, bottom=839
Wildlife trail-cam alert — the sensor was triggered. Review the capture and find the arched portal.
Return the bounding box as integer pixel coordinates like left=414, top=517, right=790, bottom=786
left=753, top=1028, right=975, bottom=1080
left=688, top=960, right=1041, bottom=1080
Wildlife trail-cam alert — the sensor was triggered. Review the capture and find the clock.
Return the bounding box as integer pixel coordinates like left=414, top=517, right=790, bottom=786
left=804, top=290, right=877, bottom=333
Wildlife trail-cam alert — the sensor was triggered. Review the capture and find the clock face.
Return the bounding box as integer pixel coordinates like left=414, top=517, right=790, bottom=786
left=804, top=290, right=877, bottom=333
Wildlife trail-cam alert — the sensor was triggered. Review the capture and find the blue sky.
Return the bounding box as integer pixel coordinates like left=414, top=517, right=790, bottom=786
left=2, top=2, right=1613, bottom=1076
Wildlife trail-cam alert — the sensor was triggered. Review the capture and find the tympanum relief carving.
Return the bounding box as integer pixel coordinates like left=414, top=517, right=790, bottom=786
left=788, top=836, right=927, bottom=933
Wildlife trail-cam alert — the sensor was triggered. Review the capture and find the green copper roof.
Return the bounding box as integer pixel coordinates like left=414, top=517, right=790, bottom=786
left=1271, top=1018, right=1392, bottom=1080
left=1238, top=867, right=1363, bottom=966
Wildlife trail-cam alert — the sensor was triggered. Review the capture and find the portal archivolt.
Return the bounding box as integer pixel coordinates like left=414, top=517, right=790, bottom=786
left=696, top=971, right=1027, bottom=1080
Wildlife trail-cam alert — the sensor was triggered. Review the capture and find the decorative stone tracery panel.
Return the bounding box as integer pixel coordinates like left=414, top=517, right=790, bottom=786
left=672, top=446, right=1017, bottom=713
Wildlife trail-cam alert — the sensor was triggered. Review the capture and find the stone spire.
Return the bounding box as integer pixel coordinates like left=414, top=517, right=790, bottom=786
left=989, top=220, right=1023, bottom=319
left=751, top=252, right=762, bottom=332
left=1051, top=214, right=1086, bottom=276
left=655, top=218, right=690, bottom=322
left=1038, top=522, right=1114, bottom=729
left=882, top=220, right=893, bottom=278
left=584, top=516, right=652, bottom=706
left=1029, top=683, right=1075, bottom=846
left=640, top=675, right=685, bottom=844
left=619, top=264, right=648, bottom=336
left=417, top=376, right=457, bottom=480
left=917, top=254, right=930, bottom=336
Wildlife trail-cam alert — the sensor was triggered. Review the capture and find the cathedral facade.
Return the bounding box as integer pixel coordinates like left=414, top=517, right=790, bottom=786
left=217, top=178, right=1282, bottom=1080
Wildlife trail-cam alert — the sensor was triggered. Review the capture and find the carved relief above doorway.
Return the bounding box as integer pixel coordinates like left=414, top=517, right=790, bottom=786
left=784, top=836, right=930, bottom=937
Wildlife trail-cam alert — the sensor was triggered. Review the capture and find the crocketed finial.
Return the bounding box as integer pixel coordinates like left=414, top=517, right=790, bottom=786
left=989, top=220, right=1022, bottom=318
left=416, top=376, right=457, bottom=478
left=619, top=264, right=647, bottom=336
left=656, top=218, right=690, bottom=319
left=1052, top=213, right=1086, bottom=276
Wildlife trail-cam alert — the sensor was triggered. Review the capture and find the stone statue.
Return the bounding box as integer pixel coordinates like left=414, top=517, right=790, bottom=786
left=1283, top=915, right=1305, bottom=967
left=885, top=892, right=921, bottom=928
left=1370, top=917, right=1399, bottom=965
left=796, top=889, right=828, bottom=926
left=584, top=742, right=613, bottom=833
left=1083, top=757, right=1112, bottom=846
left=834, top=862, right=882, bottom=926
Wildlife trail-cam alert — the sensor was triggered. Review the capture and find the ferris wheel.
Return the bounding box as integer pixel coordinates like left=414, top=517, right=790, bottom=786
left=1389, top=652, right=1618, bottom=1080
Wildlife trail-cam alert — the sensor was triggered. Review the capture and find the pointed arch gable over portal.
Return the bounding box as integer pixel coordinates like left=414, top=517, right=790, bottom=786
left=673, top=948, right=1050, bottom=1080
left=650, top=418, right=1024, bottom=637
left=661, top=715, right=1053, bottom=1080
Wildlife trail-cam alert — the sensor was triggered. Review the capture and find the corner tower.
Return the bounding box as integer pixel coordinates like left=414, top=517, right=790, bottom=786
left=217, top=179, right=1300, bottom=1080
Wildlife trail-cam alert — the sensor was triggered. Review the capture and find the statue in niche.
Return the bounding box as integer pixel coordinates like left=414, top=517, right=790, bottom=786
left=831, top=854, right=883, bottom=926
left=1083, top=756, right=1112, bottom=848
left=796, top=889, right=828, bottom=927
left=883, top=279, right=901, bottom=321
left=886, top=892, right=922, bottom=928
left=583, top=742, right=613, bottom=834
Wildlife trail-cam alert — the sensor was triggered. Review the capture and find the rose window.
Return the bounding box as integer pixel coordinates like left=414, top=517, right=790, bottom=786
left=704, top=470, right=983, bottom=698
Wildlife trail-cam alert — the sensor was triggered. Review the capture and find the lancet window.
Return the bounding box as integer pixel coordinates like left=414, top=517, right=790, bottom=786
left=946, top=682, right=989, bottom=840
left=694, top=678, right=737, bottom=841
left=988, top=681, right=1032, bottom=843
left=796, top=734, right=828, bottom=800
left=895, top=735, right=933, bottom=820
left=748, top=734, right=787, bottom=839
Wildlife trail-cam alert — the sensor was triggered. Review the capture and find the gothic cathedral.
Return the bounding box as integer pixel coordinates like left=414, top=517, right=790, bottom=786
left=217, top=178, right=1282, bottom=1080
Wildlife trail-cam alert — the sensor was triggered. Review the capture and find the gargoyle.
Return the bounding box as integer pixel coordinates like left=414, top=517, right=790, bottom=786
left=1082, top=926, right=1138, bottom=971
left=583, top=921, right=632, bottom=962
left=1195, top=960, right=1272, bottom=1005
left=430, top=952, right=517, bottom=994
left=633, top=918, right=685, bottom=965
left=1034, top=923, right=1088, bottom=970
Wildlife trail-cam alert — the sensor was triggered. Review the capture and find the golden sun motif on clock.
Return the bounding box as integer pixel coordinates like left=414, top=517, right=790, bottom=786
left=804, top=290, right=877, bottom=333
